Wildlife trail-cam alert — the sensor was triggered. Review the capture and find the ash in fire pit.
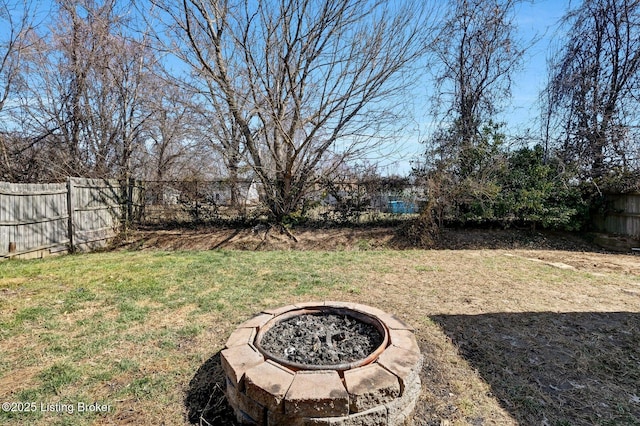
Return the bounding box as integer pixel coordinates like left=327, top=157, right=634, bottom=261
left=259, top=313, right=383, bottom=366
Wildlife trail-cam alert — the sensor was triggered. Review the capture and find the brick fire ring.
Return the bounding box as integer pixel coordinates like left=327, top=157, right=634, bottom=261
left=220, top=301, right=423, bottom=425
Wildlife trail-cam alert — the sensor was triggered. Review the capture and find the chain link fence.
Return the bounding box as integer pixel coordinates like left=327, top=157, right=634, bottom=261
left=137, top=178, right=424, bottom=225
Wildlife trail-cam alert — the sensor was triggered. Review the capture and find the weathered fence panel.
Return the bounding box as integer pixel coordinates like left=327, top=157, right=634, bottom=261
left=598, top=193, right=640, bottom=237
left=1, top=178, right=143, bottom=259
left=0, top=182, right=69, bottom=259
left=592, top=192, right=640, bottom=251
left=68, top=178, right=123, bottom=252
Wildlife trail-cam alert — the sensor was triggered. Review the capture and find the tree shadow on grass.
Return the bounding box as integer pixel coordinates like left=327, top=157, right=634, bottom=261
left=184, top=351, right=238, bottom=425
left=430, top=312, right=640, bottom=425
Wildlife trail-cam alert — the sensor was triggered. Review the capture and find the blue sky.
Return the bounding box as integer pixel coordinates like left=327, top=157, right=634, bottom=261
left=508, top=0, right=570, bottom=130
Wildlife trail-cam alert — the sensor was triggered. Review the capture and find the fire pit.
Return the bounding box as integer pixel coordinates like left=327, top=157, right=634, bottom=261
left=220, top=302, right=422, bottom=425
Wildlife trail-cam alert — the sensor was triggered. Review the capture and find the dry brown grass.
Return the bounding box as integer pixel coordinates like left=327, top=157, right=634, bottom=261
left=353, top=249, right=640, bottom=425
left=1, top=227, right=638, bottom=425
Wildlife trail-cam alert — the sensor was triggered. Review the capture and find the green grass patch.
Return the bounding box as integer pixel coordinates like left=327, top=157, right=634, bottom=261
left=15, top=306, right=54, bottom=324
left=117, top=301, right=150, bottom=324
left=38, top=363, right=82, bottom=396
left=114, top=358, right=139, bottom=373
left=120, top=375, right=171, bottom=400
left=177, top=324, right=204, bottom=339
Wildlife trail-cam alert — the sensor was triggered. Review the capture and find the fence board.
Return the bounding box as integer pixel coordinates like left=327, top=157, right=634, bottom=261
left=595, top=193, right=640, bottom=243
left=0, top=182, right=69, bottom=258
left=0, top=178, right=136, bottom=259
left=69, top=178, right=122, bottom=252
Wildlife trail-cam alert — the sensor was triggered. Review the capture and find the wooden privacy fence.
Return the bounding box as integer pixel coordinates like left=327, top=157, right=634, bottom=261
left=0, top=178, right=143, bottom=259
left=597, top=192, right=640, bottom=237
left=592, top=192, right=640, bottom=251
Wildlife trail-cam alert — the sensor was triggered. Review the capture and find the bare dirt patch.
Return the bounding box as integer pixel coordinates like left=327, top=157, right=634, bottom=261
left=124, top=224, right=602, bottom=251
left=509, top=249, right=640, bottom=276
left=123, top=225, right=398, bottom=251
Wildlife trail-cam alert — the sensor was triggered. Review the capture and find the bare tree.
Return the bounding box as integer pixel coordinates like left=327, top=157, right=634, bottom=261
left=0, top=0, right=36, bottom=180
left=414, top=0, right=527, bottom=233
left=20, top=0, right=159, bottom=180
left=429, top=0, right=527, bottom=172
left=108, top=33, right=159, bottom=182
left=546, top=0, right=640, bottom=180
left=151, top=0, right=433, bottom=222
left=197, top=87, right=247, bottom=209
left=19, top=0, right=110, bottom=177
left=143, top=83, right=199, bottom=182
left=0, top=1, right=35, bottom=113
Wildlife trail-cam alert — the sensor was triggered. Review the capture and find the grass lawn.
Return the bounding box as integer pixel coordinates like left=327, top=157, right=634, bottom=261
left=0, top=248, right=639, bottom=425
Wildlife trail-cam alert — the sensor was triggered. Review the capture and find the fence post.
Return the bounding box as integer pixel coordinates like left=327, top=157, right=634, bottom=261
left=128, top=178, right=134, bottom=225
left=123, top=177, right=134, bottom=229
left=131, top=180, right=143, bottom=224
left=195, top=180, right=200, bottom=222
left=66, top=177, right=75, bottom=253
